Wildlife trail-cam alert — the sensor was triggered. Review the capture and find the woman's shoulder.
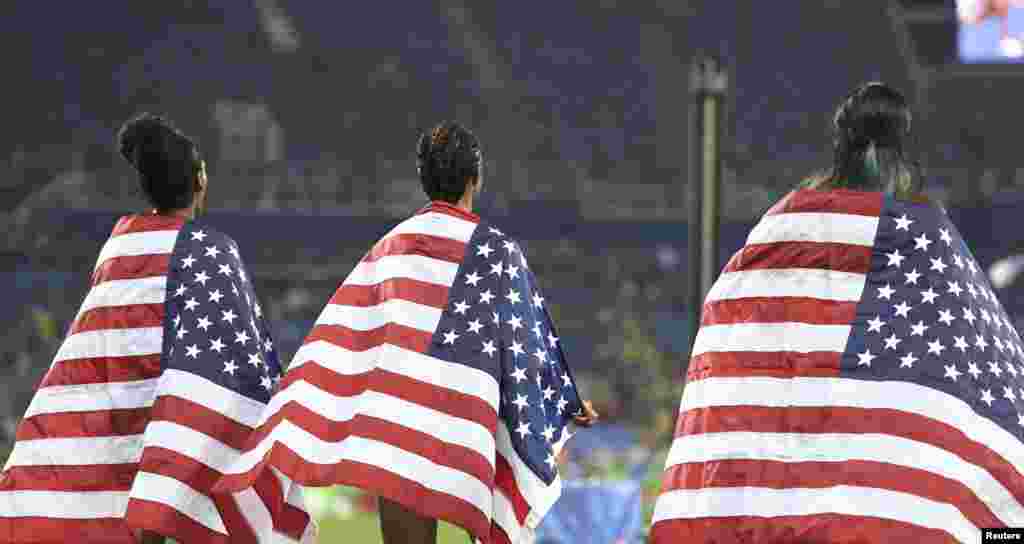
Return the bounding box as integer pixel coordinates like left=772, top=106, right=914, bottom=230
left=181, top=220, right=243, bottom=257
left=110, top=213, right=188, bottom=238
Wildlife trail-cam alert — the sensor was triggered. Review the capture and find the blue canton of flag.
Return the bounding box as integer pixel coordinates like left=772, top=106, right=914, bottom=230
left=428, top=224, right=584, bottom=484
left=844, top=201, right=1024, bottom=433
left=166, top=225, right=283, bottom=404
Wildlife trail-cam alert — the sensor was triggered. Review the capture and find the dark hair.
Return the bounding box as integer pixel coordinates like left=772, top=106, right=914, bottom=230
left=117, top=113, right=203, bottom=211
left=802, top=82, right=920, bottom=198
left=416, top=121, right=483, bottom=203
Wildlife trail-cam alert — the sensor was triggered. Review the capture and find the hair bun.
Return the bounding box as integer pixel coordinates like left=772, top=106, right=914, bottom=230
left=117, top=113, right=176, bottom=170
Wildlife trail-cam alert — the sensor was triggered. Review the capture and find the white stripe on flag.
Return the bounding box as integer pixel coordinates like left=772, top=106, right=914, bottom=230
left=384, top=211, right=478, bottom=243
left=249, top=383, right=495, bottom=470
left=235, top=487, right=274, bottom=540
left=317, top=298, right=443, bottom=334
left=492, top=490, right=524, bottom=544
left=706, top=268, right=867, bottom=303
left=746, top=212, right=879, bottom=247
left=666, top=431, right=1024, bottom=526
left=690, top=322, right=853, bottom=357
left=346, top=254, right=460, bottom=288
left=24, top=379, right=159, bottom=417
left=5, top=435, right=142, bottom=467
left=159, top=369, right=268, bottom=428
left=94, top=230, right=180, bottom=271
left=53, top=326, right=164, bottom=363
left=269, top=467, right=311, bottom=513
left=224, top=421, right=492, bottom=518
left=0, top=490, right=128, bottom=519
left=495, top=422, right=561, bottom=529
left=129, top=471, right=228, bottom=534
left=289, top=341, right=500, bottom=413
left=143, top=421, right=239, bottom=472
left=681, top=377, right=1024, bottom=488
left=652, top=485, right=973, bottom=543
left=76, top=276, right=168, bottom=319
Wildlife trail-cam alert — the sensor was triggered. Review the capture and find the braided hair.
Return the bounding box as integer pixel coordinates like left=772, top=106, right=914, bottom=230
left=416, top=121, right=483, bottom=203
left=803, top=82, right=921, bottom=198
left=117, top=113, right=204, bottom=211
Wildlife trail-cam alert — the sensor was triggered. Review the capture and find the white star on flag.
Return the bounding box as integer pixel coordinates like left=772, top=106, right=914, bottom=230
left=210, top=338, right=226, bottom=353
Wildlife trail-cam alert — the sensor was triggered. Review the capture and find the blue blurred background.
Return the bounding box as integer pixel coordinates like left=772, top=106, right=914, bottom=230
left=4, top=1, right=1024, bottom=541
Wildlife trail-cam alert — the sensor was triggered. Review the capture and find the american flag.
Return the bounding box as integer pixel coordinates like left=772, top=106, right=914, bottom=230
left=215, top=201, right=585, bottom=544
left=651, top=189, right=1024, bottom=543
left=0, top=214, right=314, bottom=543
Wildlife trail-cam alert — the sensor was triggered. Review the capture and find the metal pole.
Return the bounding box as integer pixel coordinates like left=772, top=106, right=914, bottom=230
left=686, top=55, right=727, bottom=365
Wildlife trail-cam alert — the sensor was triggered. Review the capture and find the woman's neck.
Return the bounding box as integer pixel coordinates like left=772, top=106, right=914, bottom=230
left=148, top=207, right=194, bottom=219
left=455, top=191, right=474, bottom=213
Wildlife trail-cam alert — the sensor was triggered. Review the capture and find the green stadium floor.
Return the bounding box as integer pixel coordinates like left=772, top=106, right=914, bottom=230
left=316, top=513, right=469, bottom=543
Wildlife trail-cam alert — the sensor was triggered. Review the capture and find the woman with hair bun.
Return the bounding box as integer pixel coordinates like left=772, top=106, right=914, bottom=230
left=216, top=121, right=598, bottom=544
left=649, top=83, right=1024, bottom=542
left=0, top=114, right=313, bottom=543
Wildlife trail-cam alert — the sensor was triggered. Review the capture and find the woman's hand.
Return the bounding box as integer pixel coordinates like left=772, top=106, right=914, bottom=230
left=572, top=400, right=600, bottom=427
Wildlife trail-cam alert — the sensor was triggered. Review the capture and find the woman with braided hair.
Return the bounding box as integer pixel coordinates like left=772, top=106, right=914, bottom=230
left=217, top=121, right=598, bottom=543
left=650, top=83, right=1024, bottom=542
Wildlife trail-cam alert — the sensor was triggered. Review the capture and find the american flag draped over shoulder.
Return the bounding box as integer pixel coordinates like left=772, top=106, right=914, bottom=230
left=0, top=214, right=314, bottom=543
left=651, top=189, right=1024, bottom=543
left=216, top=201, right=584, bottom=544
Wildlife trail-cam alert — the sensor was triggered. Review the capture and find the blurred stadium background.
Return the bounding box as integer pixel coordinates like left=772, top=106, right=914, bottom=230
left=4, top=1, right=1024, bottom=541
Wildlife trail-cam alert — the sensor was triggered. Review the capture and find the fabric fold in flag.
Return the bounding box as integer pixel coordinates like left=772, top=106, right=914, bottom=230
left=651, top=188, right=1024, bottom=543
left=215, top=201, right=585, bottom=544
left=0, top=214, right=315, bottom=543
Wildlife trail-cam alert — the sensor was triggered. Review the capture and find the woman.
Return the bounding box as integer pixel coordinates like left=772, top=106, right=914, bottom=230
left=651, top=83, right=1024, bottom=541
left=0, top=114, right=313, bottom=543
left=216, top=121, right=599, bottom=544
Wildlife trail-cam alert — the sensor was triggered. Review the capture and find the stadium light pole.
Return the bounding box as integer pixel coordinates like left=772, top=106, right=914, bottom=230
left=686, top=55, right=727, bottom=366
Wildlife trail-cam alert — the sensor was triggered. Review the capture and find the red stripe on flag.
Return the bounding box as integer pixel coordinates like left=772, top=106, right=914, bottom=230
left=489, top=521, right=514, bottom=544
left=701, top=298, right=858, bottom=327
left=252, top=468, right=310, bottom=542
left=722, top=241, right=874, bottom=275
left=138, top=447, right=222, bottom=498
left=764, top=189, right=883, bottom=218
left=303, top=323, right=433, bottom=355
left=149, top=396, right=253, bottom=452
left=69, top=304, right=165, bottom=335
left=277, top=362, right=498, bottom=432
left=686, top=351, right=842, bottom=382
left=231, top=442, right=492, bottom=542
left=365, top=233, right=467, bottom=265
left=650, top=514, right=954, bottom=544
left=134, top=447, right=258, bottom=544
left=1, top=464, right=137, bottom=492
left=111, top=215, right=186, bottom=237
left=661, top=459, right=1001, bottom=529
left=329, top=278, right=450, bottom=310
left=38, top=354, right=163, bottom=388
left=124, top=498, right=230, bottom=544
left=15, top=408, right=150, bottom=440
left=92, top=254, right=170, bottom=286
left=0, top=516, right=137, bottom=544
left=243, top=400, right=495, bottom=490
left=675, top=405, right=1024, bottom=508
left=494, top=454, right=530, bottom=524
